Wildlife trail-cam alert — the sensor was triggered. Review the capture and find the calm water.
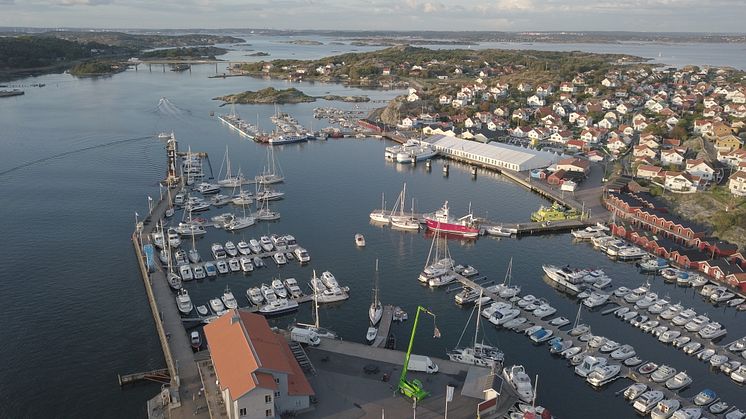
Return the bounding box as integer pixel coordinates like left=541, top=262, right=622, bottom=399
left=1, top=41, right=745, bottom=419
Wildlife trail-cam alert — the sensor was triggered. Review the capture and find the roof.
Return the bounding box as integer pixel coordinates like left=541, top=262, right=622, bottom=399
left=204, top=310, right=314, bottom=400
left=557, top=157, right=591, bottom=170
left=425, top=134, right=562, bottom=170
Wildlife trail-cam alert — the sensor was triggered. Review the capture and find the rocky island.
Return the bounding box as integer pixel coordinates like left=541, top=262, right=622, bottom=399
left=214, top=87, right=369, bottom=104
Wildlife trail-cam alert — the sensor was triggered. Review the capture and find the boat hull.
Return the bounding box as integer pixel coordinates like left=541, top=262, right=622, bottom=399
left=426, top=219, right=479, bottom=237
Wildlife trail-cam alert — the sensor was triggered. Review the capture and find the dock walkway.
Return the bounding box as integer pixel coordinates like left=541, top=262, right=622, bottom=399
left=372, top=305, right=395, bottom=348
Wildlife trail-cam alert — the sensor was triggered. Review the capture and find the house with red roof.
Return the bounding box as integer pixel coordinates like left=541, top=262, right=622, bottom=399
left=204, top=310, right=314, bottom=419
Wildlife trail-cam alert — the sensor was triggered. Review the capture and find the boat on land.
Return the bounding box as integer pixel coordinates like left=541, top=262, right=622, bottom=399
left=425, top=201, right=480, bottom=238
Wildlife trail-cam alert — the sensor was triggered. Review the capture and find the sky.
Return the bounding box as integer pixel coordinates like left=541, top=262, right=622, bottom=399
left=1, top=0, right=745, bottom=33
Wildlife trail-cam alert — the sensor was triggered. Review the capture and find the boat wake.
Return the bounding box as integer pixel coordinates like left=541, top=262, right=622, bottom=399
left=0, top=136, right=152, bottom=178
left=154, top=97, right=192, bottom=117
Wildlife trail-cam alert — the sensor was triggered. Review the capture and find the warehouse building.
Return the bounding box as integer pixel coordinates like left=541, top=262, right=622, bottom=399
left=425, top=134, right=563, bottom=172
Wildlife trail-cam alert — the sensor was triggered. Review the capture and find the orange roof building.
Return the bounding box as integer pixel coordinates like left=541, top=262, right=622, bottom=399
left=204, top=310, right=314, bottom=419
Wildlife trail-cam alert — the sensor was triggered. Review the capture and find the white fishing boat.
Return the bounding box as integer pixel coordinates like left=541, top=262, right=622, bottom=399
left=221, top=287, right=238, bottom=309
left=502, top=365, right=534, bottom=403
left=369, top=192, right=390, bottom=223
left=176, top=289, right=193, bottom=315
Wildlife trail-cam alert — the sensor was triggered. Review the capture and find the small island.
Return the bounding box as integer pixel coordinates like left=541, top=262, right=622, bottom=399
left=214, top=87, right=370, bottom=104
left=215, top=87, right=316, bottom=104
left=247, top=51, right=270, bottom=57
left=282, top=39, right=324, bottom=46
left=69, top=60, right=127, bottom=77
left=139, top=46, right=227, bottom=60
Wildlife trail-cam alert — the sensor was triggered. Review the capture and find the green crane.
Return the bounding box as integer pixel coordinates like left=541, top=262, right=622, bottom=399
left=398, top=306, right=439, bottom=401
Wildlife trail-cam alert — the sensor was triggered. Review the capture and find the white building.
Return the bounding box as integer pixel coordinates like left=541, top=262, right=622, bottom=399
left=426, top=134, right=563, bottom=171
left=204, top=310, right=314, bottom=419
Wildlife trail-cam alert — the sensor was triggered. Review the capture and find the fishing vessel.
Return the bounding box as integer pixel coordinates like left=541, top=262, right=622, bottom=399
left=425, top=201, right=480, bottom=237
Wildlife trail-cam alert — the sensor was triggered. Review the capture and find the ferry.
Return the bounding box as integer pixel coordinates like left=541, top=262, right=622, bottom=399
left=268, top=134, right=307, bottom=145
left=425, top=201, right=480, bottom=238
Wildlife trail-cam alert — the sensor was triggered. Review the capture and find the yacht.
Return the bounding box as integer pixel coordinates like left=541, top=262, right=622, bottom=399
left=617, top=246, right=647, bottom=260
left=221, top=288, right=238, bottom=309
left=239, top=256, right=254, bottom=272
left=583, top=292, right=610, bottom=308
left=665, top=371, right=692, bottom=390
left=175, top=289, right=193, bottom=314
left=283, top=278, right=303, bottom=298
left=224, top=241, right=238, bottom=257
left=211, top=243, right=227, bottom=259
left=227, top=258, right=241, bottom=272
left=575, top=356, right=607, bottom=377
left=541, top=264, right=587, bottom=295
left=210, top=298, right=226, bottom=315
left=428, top=272, right=457, bottom=287
left=633, top=391, right=665, bottom=414
left=651, top=400, right=681, bottom=419
left=693, top=389, right=717, bottom=406
left=215, top=259, right=229, bottom=274
left=293, top=247, right=311, bottom=263
left=320, top=271, right=339, bottom=289
left=502, top=365, right=534, bottom=403
left=272, top=279, right=288, bottom=299
left=248, top=239, right=262, bottom=254
left=246, top=287, right=264, bottom=305
left=259, top=298, right=299, bottom=316
left=624, top=383, right=648, bottom=401
left=192, top=264, right=206, bottom=280
left=179, top=264, right=193, bottom=281
left=651, top=365, right=677, bottom=383
left=586, top=364, right=621, bottom=387
left=272, top=252, right=287, bottom=265
left=571, top=224, right=609, bottom=240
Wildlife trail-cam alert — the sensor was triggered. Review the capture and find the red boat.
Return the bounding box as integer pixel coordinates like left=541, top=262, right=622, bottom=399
left=425, top=201, right=480, bottom=238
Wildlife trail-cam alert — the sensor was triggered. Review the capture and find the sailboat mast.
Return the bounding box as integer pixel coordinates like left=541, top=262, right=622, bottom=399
left=474, top=290, right=483, bottom=349
left=313, top=270, right=320, bottom=328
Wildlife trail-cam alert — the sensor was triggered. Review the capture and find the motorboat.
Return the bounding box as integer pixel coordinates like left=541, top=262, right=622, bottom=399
left=711, top=288, right=736, bottom=303
left=652, top=325, right=669, bottom=337
left=648, top=300, right=669, bottom=314
left=632, top=315, right=648, bottom=327
left=221, top=288, right=238, bottom=309
left=665, top=371, right=692, bottom=390
left=549, top=316, right=570, bottom=327
left=175, top=289, right=193, bottom=315
left=624, top=383, right=648, bottom=401
left=541, top=264, right=588, bottom=295
left=640, top=320, right=660, bottom=333
left=174, top=249, right=189, bottom=266
left=517, top=295, right=537, bottom=309
left=672, top=309, right=697, bottom=326
left=622, top=310, right=638, bottom=322
left=710, top=401, right=729, bottom=414
left=211, top=243, right=227, bottom=259
left=691, top=275, right=709, bottom=287
left=523, top=325, right=543, bottom=336
left=721, top=360, right=741, bottom=374
left=166, top=228, right=181, bottom=248
left=613, top=286, right=631, bottom=297
left=700, top=284, right=718, bottom=297
left=591, top=235, right=615, bottom=251
left=192, top=264, right=206, bottom=280
left=283, top=278, right=303, bottom=298
left=248, top=239, right=262, bottom=254
left=272, top=279, right=288, bottom=299
left=166, top=271, right=182, bottom=290
left=502, top=365, right=534, bottom=403
left=625, top=284, right=650, bottom=303
left=210, top=194, right=233, bottom=207
left=728, top=337, right=746, bottom=352
left=586, top=364, right=621, bottom=387
left=428, top=272, right=457, bottom=287
left=610, top=344, right=636, bottom=360
left=529, top=328, right=554, bottom=343
left=709, top=354, right=728, bottom=367
left=569, top=324, right=590, bottom=336
left=583, top=292, right=610, bottom=308
left=731, top=365, right=746, bottom=383
left=660, top=267, right=681, bottom=281
left=699, top=322, right=727, bottom=340
left=635, top=292, right=659, bottom=309
left=640, top=257, right=668, bottom=272
left=575, top=355, right=607, bottom=377
left=225, top=215, right=255, bottom=231
left=461, top=265, right=479, bottom=277
left=179, top=264, right=193, bottom=281
left=600, top=340, right=620, bottom=353
left=204, top=261, right=217, bottom=277
left=196, top=305, right=209, bottom=316
left=659, top=330, right=681, bottom=344
left=693, top=389, right=717, bottom=406
left=633, top=391, right=665, bottom=414
left=685, top=315, right=710, bottom=332
left=676, top=272, right=693, bottom=287
left=223, top=241, right=238, bottom=257
left=194, top=182, right=221, bottom=194
left=652, top=365, right=677, bottom=383
left=246, top=287, right=264, bottom=305
left=259, top=236, right=274, bottom=252
left=227, top=258, right=240, bottom=272
left=638, top=362, right=659, bottom=375
left=615, top=307, right=630, bottom=318
left=489, top=307, right=521, bottom=326
left=561, top=346, right=582, bottom=359
left=571, top=224, right=609, bottom=240
left=660, top=303, right=683, bottom=320
left=503, top=317, right=527, bottom=330
left=617, top=246, right=647, bottom=260
left=188, top=247, right=201, bottom=264
left=624, top=356, right=643, bottom=367
left=550, top=339, right=573, bottom=355
left=533, top=304, right=557, bottom=318
left=259, top=298, right=299, bottom=316
left=209, top=298, right=226, bottom=315
left=293, top=247, right=311, bottom=263
left=682, top=342, right=702, bottom=355
left=239, top=256, right=254, bottom=272
left=215, top=260, right=229, bottom=274
left=365, top=326, right=378, bottom=344
left=272, top=252, right=287, bottom=265
left=671, top=408, right=702, bottom=419
left=593, top=276, right=612, bottom=289
left=320, top=271, right=339, bottom=289
left=650, top=399, right=681, bottom=419
left=487, top=225, right=512, bottom=237
left=725, top=410, right=746, bottom=419
left=729, top=297, right=746, bottom=307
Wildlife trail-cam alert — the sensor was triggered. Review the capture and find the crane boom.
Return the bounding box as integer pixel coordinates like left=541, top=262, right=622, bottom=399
left=398, top=306, right=437, bottom=401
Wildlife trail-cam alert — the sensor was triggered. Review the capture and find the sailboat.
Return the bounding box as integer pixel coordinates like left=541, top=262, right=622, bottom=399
left=369, top=192, right=390, bottom=223
left=418, top=227, right=455, bottom=286
left=293, top=270, right=338, bottom=339
left=255, top=189, right=280, bottom=221
left=391, top=196, right=420, bottom=231
left=448, top=291, right=504, bottom=368
left=164, top=224, right=182, bottom=291
left=217, top=147, right=247, bottom=187
left=165, top=186, right=175, bottom=218
left=255, top=147, right=284, bottom=185
left=369, top=259, right=383, bottom=326
left=568, top=304, right=590, bottom=336
left=188, top=232, right=201, bottom=263
left=495, top=257, right=520, bottom=298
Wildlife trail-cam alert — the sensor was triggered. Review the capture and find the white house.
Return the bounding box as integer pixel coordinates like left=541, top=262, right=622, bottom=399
left=661, top=149, right=685, bottom=167
left=685, top=159, right=715, bottom=181
left=407, top=92, right=420, bottom=102
left=728, top=171, right=746, bottom=196
left=663, top=172, right=699, bottom=193
left=527, top=95, right=545, bottom=107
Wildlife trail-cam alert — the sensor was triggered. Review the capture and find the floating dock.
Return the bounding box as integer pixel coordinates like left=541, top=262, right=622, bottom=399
left=371, top=304, right=395, bottom=348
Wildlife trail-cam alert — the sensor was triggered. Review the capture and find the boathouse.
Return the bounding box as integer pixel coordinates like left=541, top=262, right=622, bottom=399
left=425, top=134, right=562, bottom=171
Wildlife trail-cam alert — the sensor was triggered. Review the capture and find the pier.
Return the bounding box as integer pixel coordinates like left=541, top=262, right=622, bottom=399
left=372, top=304, right=395, bottom=348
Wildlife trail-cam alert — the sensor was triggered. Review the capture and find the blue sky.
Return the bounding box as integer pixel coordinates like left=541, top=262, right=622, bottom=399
left=1, top=0, right=745, bottom=32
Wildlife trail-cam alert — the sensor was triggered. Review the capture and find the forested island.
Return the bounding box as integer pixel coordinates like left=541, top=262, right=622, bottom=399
left=214, top=87, right=369, bottom=104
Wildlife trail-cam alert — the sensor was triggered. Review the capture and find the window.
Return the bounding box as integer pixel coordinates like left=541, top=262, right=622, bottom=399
left=265, top=409, right=273, bottom=417
left=240, top=408, right=247, bottom=416
left=275, top=378, right=280, bottom=384
left=275, top=391, right=280, bottom=398
left=265, top=395, right=272, bottom=403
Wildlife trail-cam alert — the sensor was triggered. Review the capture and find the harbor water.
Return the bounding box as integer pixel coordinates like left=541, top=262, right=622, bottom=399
left=1, top=41, right=745, bottom=418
